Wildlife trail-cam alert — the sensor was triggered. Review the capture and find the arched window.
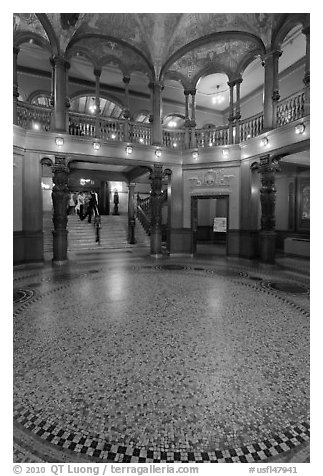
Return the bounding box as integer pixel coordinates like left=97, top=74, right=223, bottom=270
left=31, top=93, right=51, bottom=107
left=69, top=95, right=124, bottom=119
left=133, top=110, right=150, bottom=123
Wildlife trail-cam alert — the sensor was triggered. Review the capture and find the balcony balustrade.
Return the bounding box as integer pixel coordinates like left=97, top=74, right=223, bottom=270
left=163, top=128, right=186, bottom=149
left=240, top=112, right=264, bottom=142
left=276, top=90, right=305, bottom=127
left=15, top=88, right=306, bottom=150
left=17, top=102, right=51, bottom=132
left=130, top=122, right=151, bottom=145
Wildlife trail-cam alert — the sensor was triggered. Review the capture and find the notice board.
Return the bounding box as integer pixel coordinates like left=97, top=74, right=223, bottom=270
left=213, top=217, right=227, bottom=232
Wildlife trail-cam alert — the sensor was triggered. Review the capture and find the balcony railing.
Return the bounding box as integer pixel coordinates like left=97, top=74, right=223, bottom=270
left=17, top=102, right=52, bottom=131
left=276, top=90, right=305, bottom=127
left=163, top=128, right=186, bottom=149
left=240, top=112, right=264, bottom=142
left=195, top=125, right=230, bottom=147
left=15, top=88, right=306, bottom=150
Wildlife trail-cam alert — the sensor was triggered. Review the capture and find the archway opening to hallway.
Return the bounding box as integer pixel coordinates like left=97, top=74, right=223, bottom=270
left=191, top=195, right=229, bottom=257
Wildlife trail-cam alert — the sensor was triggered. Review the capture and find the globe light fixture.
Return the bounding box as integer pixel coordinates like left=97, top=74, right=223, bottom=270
left=55, top=137, right=64, bottom=146
left=126, top=145, right=133, bottom=154
left=295, top=123, right=305, bottom=134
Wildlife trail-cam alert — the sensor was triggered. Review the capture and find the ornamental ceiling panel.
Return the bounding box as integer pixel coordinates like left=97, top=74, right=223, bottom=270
left=168, top=13, right=275, bottom=56
left=13, top=13, right=49, bottom=43
left=45, top=13, right=86, bottom=52
left=73, top=13, right=150, bottom=61
left=70, top=38, right=151, bottom=76
left=168, top=38, right=259, bottom=80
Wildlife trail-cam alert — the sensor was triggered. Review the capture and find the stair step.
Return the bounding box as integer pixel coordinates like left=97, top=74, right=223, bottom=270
left=43, top=213, right=149, bottom=253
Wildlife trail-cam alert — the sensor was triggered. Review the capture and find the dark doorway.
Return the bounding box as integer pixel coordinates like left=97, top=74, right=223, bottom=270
left=191, top=195, right=229, bottom=256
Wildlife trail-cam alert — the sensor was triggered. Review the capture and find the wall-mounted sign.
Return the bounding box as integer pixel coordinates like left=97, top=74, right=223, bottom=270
left=213, top=217, right=227, bottom=232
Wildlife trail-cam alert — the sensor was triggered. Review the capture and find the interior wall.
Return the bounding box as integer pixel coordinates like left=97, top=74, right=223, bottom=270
left=13, top=152, right=24, bottom=231
left=182, top=165, right=241, bottom=230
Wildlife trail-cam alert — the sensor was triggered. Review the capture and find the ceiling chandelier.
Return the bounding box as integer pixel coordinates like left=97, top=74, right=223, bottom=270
left=212, top=85, right=226, bottom=105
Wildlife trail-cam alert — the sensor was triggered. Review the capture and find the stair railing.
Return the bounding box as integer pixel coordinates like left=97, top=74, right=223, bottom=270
left=136, top=193, right=151, bottom=235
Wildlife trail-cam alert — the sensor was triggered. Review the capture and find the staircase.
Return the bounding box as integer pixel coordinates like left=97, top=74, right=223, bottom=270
left=42, top=212, right=150, bottom=253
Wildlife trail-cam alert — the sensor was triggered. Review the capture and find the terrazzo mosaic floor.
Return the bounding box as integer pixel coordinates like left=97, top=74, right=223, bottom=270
left=13, top=253, right=310, bottom=463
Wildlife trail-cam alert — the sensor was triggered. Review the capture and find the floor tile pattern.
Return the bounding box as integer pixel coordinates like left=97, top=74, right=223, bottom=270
left=13, top=258, right=310, bottom=463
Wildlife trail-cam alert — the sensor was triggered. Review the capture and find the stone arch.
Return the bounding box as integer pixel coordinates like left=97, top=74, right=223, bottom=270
left=14, top=30, right=52, bottom=54
left=161, top=30, right=266, bottom=79
left=65, top=46, right=98, bottom=70
left=27, top=90, right=51, bottom=105
left=70, top=89, right=125, bottom=110
left=272, top=13, right=309, bottom=51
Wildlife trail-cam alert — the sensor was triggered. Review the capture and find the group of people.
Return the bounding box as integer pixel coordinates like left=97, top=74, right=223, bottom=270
left=68, top=191, right=99, bottom=224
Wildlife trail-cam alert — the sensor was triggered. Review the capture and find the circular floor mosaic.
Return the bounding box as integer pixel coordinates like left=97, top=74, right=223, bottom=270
left=13, top=264, right=310, bottom=463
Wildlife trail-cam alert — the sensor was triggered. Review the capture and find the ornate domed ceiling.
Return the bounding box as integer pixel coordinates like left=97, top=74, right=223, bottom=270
left=13, top=13, right=308, bottom=111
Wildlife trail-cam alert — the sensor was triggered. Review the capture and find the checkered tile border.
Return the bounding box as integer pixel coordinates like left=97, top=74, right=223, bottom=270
left=14, top=403, right=309, bottom=463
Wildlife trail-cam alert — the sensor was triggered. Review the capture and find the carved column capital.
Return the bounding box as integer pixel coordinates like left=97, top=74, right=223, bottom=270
left=52, top=55, right=70, bottom=70
left=93, top=68, right=102, bottom=78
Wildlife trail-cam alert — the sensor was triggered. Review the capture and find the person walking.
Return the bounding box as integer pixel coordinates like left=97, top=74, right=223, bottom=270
left=81, top=191, right=98, bottom=223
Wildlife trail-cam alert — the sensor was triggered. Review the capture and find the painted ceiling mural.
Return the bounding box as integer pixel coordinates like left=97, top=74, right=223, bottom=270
left=13, top=13, right=49, bottom=43
left=168, top=13, right=276, bottom=56
left=68, top=37, right=151, bottom=77
left=168, top=39, right=259, bottom=81
left=13, top=13, right=298, bottom=81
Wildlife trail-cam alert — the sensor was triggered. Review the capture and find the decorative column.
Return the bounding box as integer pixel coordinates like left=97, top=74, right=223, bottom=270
left=234, top=77, right=242, bottom=144
left=262, top=51, right=282, bottom=131
left=51, top=156, right=69, bottom=264
left=123, top=76, right=131, bottom=141
left=94, top=68, right=102, bottom=138
left=127, top=182, right=136, bottom=244
left=149, top=81, right=163, bottom=145
left=302, top=26, right=310, bottom=115
left=227, top=80, right=235, bottom=144
left=13, top=46, right=19, bottom=125
left=257, top=154, right=280, bottom=263
left=52, top=56, right=69, bottom=132
left=49, top=57, right=55, bottom=130
left=190, top=88, right=197, bottom=148
left=271, top=50, right=282, bottom=128
left=184, top=89, right=191, bottom=148
left=149, top=164, right=163, bottom=256
left=65, top=61, right=71, bottom=110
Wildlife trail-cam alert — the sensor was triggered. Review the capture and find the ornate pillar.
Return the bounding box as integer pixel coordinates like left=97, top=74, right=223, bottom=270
left=184, top=89, right=191, bottom=148
left=262, top=51, right=281, bottom=131
left=149, top=164, right=163, bottom=256
left=234, top=77, right=242, bottom=144
left=51, top=156, right=69, bottom=264
left=13, top=46, right=19, bottom=125
left=190, top=89, right=197, bottom=148
left=52, top=56, right=69, bottom=132
left=127, top=182, right=136, bottom=244
left=123, top=76, right=131, bottom=141
left=94, top=68, right=102, bottom=138
left=257, top=154, right=280, bottom=263
left=227, top=80, right=235, bottom=144
left=302, top=26, right=310, bottom=115
left=149, top=81, right=163, bottom=145
left=271, top=50, right=282, bottom=128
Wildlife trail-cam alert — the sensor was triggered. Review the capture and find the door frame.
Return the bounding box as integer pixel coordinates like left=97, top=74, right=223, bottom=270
left=191, top=194, right=230, bottom=255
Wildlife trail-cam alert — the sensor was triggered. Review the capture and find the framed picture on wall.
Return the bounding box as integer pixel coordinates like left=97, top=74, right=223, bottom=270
left=297, top=178, right=310, bottom=232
